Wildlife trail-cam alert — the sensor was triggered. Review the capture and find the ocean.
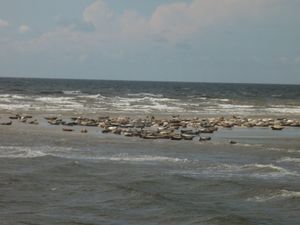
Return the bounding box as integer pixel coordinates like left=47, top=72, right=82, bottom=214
left=0, top=78, right=300, bottom=224
left=0, top=77, right=300, bottom=116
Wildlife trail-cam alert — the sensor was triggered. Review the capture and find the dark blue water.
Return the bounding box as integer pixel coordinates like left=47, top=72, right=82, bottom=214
left=0, top=77, right=299, bottom=116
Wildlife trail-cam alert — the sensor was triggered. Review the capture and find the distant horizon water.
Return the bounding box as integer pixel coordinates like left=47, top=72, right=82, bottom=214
left=1, top=76, right=300, bottom=86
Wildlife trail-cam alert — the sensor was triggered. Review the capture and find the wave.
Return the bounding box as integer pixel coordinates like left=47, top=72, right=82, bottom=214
left=268, top=106, right=300, bottom=114
left=0, top=103, right=32, bottom=110
left=266, top=147, right=300, bottom=153
left=185, top=163, right=298, bottom=178
left=247, top=190, right=300, bottom=202
left=116, top=96, right=177, bottom=103
left=218, top=103, right=254, bottom=109
left=241, top=163, right=290, bottom=173
left=277, top=157, right=300, bottom=164
left=0, top=94, right=27, bottom=99
left=63, top=90, right=83, bottom=95
left=208, top=163, right=289, bottom=174
left=35, top=96, right=75, bottom=104
left=0, top=146, right=189, bottom=163
left=0, top=90, right=299, bottom=115
left=127, top=93, right=163, bottom=98
left=62, top=90, right=108, bottom=100
left=108, top=96, right=182, bottom=113
left=210, top=98, right=230, bottom=102
left=0, top=146, right=47, bottom=158
left=83, top=94, right=106, bottom=99
left=52, top=154, right=189, bottom=164
left=35, top=97, right=84, bottom=109
left=91, top=154, right=189, bottom=163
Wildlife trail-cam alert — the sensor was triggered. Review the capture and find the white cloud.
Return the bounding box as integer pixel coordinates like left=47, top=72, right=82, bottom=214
left=3, top=0, right=276, bottom=54
left=83, top=0, right=116, bottom=32
left=148, top=0, right=269, bottom=42
left=0, top=19, right=9, bottom=28
left=79, top=0, right=272, bottom=43
left=19, top=25, right=30, bottom=33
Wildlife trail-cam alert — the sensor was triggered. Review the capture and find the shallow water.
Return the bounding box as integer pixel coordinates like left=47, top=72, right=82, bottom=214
left=0, top=126, right=299, bottom=225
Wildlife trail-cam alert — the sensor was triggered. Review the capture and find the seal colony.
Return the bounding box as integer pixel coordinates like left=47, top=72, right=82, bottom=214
left=1, top=114, right=300, bottom=142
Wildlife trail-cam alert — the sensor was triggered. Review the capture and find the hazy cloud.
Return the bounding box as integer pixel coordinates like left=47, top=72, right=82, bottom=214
left=294, top=57, right=300, bottom=65
left=55, top=15, right=95, bottom=32
left=0, top=19, right=9, bottom=28
left=79, top=0, right=271, bottom=43
left=5, top=0, right=277, bottom=51
left=83, top=0, right=116, bottom=32
left=0, top=0, right=299, bottom=83
left=19, top=25, right=30, bottom=33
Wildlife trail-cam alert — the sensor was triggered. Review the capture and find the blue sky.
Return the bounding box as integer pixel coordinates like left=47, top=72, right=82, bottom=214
left=0, top=0, right=299, bottom=84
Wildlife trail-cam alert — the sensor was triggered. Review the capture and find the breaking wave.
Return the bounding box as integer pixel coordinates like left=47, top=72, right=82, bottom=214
left=127, top=93, right=164, bottom=98
left=0, top=146, right=189, bottom=163
left=62, top=90, right=83, bottom=95
left=178, top=163, right=298, bottom=178
left=277, top=157, right=300, bottom=164
left=247, top=190, right=300, bottom=202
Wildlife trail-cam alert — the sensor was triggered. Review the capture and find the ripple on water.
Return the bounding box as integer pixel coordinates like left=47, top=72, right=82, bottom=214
left=247, top=189, right=300, bottom=202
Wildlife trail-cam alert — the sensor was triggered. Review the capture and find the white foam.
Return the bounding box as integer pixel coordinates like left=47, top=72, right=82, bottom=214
left=0, top=146, right=189, bottom=163
left=42, top=153, right=190, bottom=163
left=83, top=94, right=106, bottom=99
left=109, top=96, right=183, bottom=113
left=247, top=190, right=300, bottom=202
left=267, top=147, right=300, bottom=153
left=277, top=157, right=300, bottom=164
left=116, top=96, right=177, bottom=103
left=218, top=104, right=254, bottom=109
left=1, top=91, right=299, bottom=116
left=201, top=163, right=297, bottom=178
left=36, top=96, right=75, bottom=104
left=0, top=146, right=74, bottom=159
left=268, top=106, right=300, bottom=114
left=0, top=103, right=31, bottom=110
left=127, top=93, right=163, bottom=98
left=241, top=164, right=289, bottom=173
left=0, top=94, right=26, bottom=99
left=0, top=94, right=28, bottom=105
left=34, top=96, right=84, bottom=110
left=0, top=146, right=47, bottom=158
left=63, top=90, right=82, bottom=95
left=211, top=98, right=230, bottom=102
left=93, top=154, right=189, bottom=163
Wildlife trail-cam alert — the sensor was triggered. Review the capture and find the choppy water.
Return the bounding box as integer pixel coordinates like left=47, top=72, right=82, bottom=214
left=0, top=77, right=300, bottom=116
left=1, top=78, right=300, bottom=224
left=0, top=126, right=300, bottom=224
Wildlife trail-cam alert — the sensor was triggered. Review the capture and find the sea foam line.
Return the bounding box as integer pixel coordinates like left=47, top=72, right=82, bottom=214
left=277, top=157, right=300, bottom=164
left=0, top=146, right=189, bottom=163
left=247, top=190, right=300, bottom=202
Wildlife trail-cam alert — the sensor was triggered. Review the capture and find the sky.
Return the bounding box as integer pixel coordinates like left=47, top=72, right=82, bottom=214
left=0, top=0, right=300, bottom=84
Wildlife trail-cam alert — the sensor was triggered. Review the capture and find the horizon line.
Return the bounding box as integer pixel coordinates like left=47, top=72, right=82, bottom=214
left=0, top=75, right=299, bottom=86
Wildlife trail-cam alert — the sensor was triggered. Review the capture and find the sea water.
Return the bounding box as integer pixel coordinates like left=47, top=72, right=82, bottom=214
left=0, top=78, right=299, bottom=224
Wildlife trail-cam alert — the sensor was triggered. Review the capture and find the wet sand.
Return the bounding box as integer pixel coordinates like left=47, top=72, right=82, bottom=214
left=1, top=113, right=299, bottom=149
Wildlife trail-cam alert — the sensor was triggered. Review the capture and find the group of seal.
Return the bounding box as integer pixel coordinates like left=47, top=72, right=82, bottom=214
left=44, top=115, right=300, bottom=142
left=2, top=114, right=300, bottom=142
